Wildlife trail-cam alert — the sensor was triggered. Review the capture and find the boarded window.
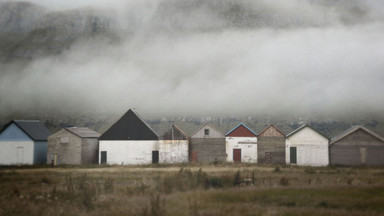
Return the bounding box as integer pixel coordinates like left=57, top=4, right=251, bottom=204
left=60, top=137, right=69, bottom=144
left=204, top=129, right=210, bottom=135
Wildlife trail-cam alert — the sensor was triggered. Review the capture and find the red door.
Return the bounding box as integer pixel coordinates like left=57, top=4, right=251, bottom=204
left=191, top=151, right=198, bottom=162
left=233, top=149, right=241, bottom=162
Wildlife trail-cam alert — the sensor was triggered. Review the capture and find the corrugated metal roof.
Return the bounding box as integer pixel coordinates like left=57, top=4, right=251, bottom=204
left=65, top=127, right=100, bottom=138
left=330, top=125, right=384, bottom=145
left=13, top=120, right=51, bottom=141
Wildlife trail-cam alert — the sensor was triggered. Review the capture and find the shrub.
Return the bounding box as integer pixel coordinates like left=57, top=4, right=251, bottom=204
left=304, top=167, right=316, bottom=174
left=279, top=176, right=289, bottom=186
left=41, top=176, right=51, bottom=184
left=274, top=166, right=281, bottom=173
left=233, top=171, right=241, bottom=187
left=104, top=177, right=114, bottom=193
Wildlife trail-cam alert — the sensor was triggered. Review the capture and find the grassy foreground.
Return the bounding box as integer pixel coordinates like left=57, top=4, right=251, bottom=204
left=0, top=164, right=384, bottom=216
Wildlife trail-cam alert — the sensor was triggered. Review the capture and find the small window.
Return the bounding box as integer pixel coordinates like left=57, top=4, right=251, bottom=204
left=204, top=129, right=210, bottom=135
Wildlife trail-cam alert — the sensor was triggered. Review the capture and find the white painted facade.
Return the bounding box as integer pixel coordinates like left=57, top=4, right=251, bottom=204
left=0, top=141, right=34, bottom=165
left=99, top=140, right=188, bottom=165
left=226, top=137, right=257, bottom=163
left=159, top=140, right=189, bottom=163
left=99, top=140, right=158, bottom=165
left=285, top=127, right=329, bottom=166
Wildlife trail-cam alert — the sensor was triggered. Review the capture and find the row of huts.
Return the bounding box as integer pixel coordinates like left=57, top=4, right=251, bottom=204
left=1, top=109, right=384, bottom=166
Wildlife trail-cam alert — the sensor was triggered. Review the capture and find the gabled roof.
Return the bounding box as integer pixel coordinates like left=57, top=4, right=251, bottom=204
left=99, top=109, right=158, bottom=140
left=286, top=124, right=329, bottom=140
left=226, top=123, right=257, bottom=137
left=65, top=127, right=100, bottom=138
left=0, top=120, right=52, bottom=141
left=190, top=122, right=225, bottom=137
left=258, top=124, right=285, bottom=137
left=330, top=125, right=384, bottom=145
left=162, top=124, right=188, bottom=140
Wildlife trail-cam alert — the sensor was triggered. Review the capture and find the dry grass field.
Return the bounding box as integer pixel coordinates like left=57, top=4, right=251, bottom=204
left=1, top=163, right=384, bottom=216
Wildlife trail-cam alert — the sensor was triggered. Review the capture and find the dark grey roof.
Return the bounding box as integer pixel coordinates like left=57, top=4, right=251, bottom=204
left=66, top=127, right=100, bottom=138
left=330, top=125, right=384, bottom=145
left=13, top=120, right=51, bottom=141
left=99, top=109, right=158, bottom=140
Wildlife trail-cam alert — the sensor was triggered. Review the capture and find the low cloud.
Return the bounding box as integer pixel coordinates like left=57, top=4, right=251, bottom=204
left=0, top=0, right=383, bottom=119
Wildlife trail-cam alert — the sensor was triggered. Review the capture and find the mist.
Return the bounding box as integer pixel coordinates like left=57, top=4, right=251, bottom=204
left=0, top=0, right=384, bottom=119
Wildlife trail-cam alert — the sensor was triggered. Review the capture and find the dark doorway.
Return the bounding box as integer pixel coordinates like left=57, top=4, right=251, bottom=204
left=290, top=147, right=297, bottom=164
left=152, top=151, right=159, bottom=164
left=101, top=151, right=107, bottom=164
left=233, top=149, right=241, bottom=162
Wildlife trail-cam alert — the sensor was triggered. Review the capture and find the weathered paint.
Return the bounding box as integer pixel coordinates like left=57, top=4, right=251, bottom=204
left=189, top=138, right=226, bottom=162
left=286, top=126, right=329, bottom=166
left=226, top=136, right=257, bottom=163
left=82, top=138, right=99, bottom=164
left=258, top=137, right=285, bottom=164
left=99, top=140, right=188, bottom=165
left=47, top=129, right=82, bottom=165
left=99, top=140, right=159, bottom=165
left=47, top=129, right=99, bottom=165
left=159, top=140, right=189, bottom=163
left=258, top=125, right=285, bottom=137
left=189, top=123, right=226, bottom=163
left=257, top=125, right=285, bottom=164
left=190, top=124, right=225, bottom=139
left=330, top=128, right=384, bottom=166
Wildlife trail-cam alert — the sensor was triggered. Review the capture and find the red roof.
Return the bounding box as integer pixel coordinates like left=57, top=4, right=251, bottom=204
left=227, top=124, right=257, bottom=137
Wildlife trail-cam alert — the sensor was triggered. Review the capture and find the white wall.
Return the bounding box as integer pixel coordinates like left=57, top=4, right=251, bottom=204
left=226, top=137, right=257, bottom=163
left=99, top=140, right=159, bottom=165
left=0, top=141, right=34, bottom=165
left=286, top=127, right=329, bottom=166
left=159, top=140, right=188, bottom=163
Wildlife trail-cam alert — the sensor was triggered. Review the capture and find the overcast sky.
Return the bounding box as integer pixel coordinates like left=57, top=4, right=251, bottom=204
left=1, top=0, right=384, bottom=118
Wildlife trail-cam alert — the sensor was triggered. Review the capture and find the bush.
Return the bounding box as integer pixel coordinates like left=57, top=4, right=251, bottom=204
left=233, top=171, right=241, bottom=187
left=279, top=176, right=289, bottom=186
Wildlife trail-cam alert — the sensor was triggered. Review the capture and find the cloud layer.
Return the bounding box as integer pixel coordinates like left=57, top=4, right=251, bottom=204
left=1, top=0, right=383, bottom=118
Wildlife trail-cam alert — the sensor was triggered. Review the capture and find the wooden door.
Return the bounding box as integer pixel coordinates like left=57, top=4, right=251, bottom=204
left=152, top=151, right=159, bottom=164
left=191, top=151, right=198, bottom=162
left=290, top=147, right=297, bottom=164
left=233, top=149, right=241, bottom=162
